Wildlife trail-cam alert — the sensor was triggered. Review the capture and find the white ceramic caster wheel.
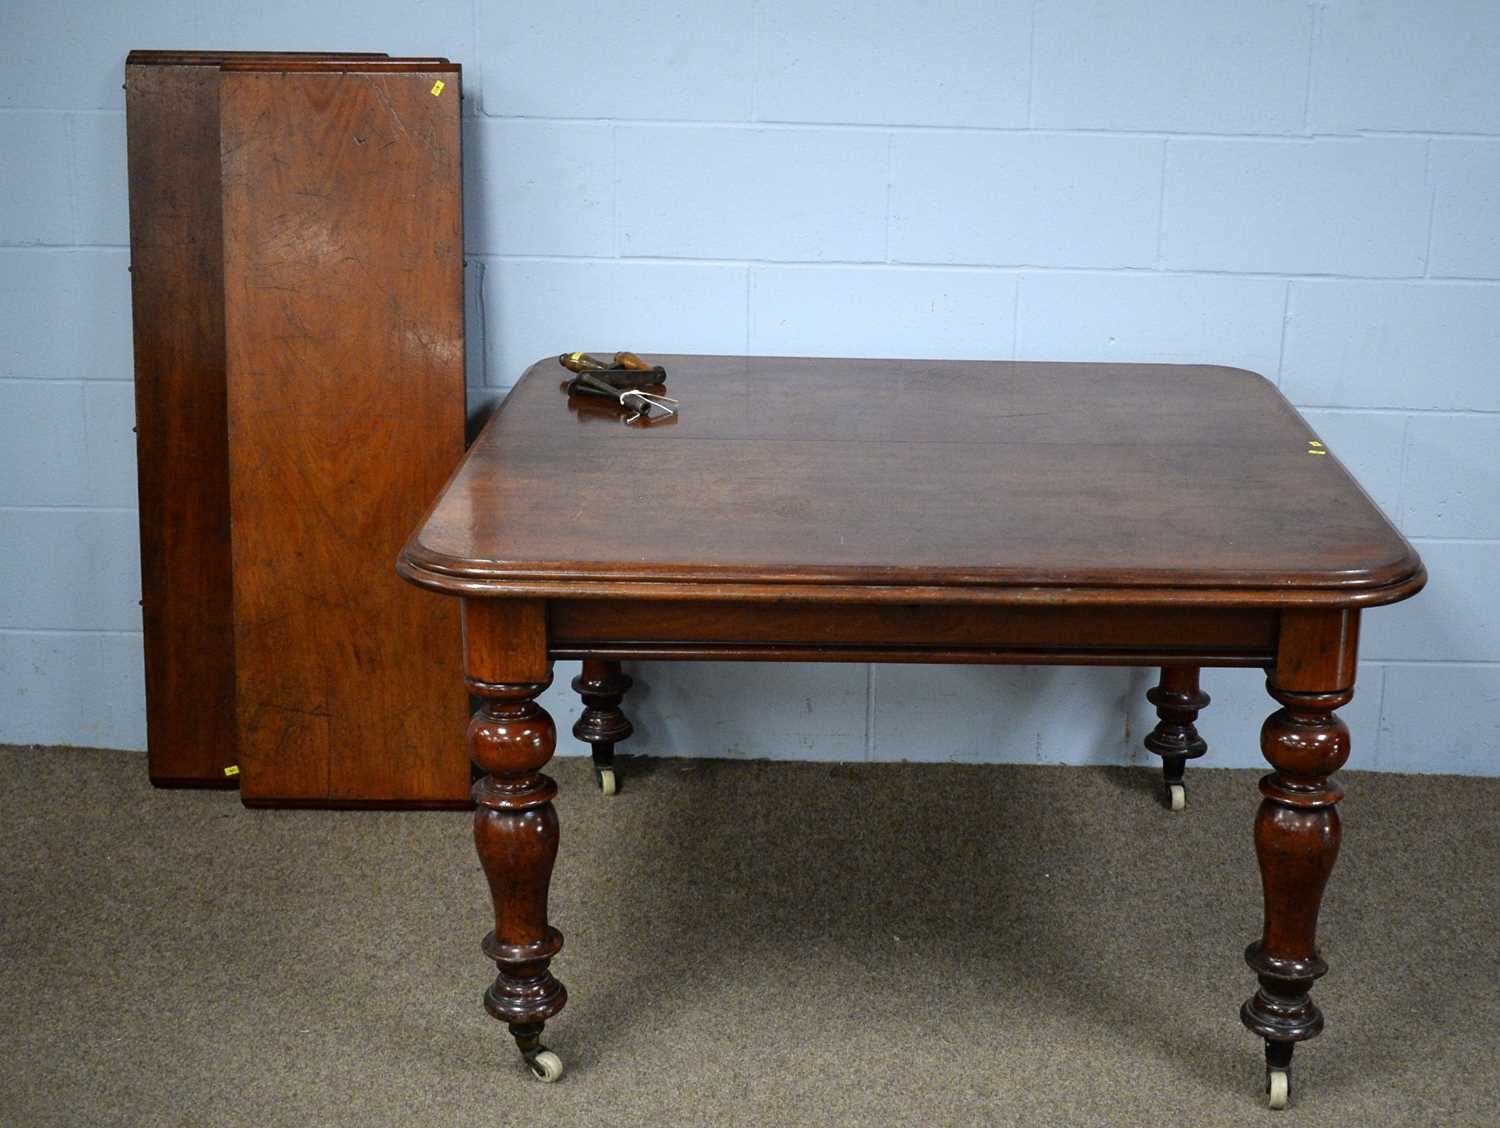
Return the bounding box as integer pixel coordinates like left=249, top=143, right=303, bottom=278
left=1168, top=783, right=1187, bottom=811
left=528, top=1050, right=564, bottom=1083
left=597, top=768, right=617, bottom=796
left=1266, top=1068, right=1289, bottom=1110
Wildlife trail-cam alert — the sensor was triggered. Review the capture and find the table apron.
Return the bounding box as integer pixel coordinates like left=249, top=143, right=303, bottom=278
left=548, top=599, right=1278, bottom=667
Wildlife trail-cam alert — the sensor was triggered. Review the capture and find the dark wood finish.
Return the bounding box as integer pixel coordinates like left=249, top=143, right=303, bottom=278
left=552, top=599, right=1277, bottom=656
left=397, top=355, right=1426, bottom=1100
left=1241, top=606, right=1361, bottom=1098
left=464, top=598, right=550, bottom=687
left=1242, top=683, right=1349, bottom=1036
left=463, top=600, right=567, bottom=1073
left=572, top=659, right=633, bottom=790
left=1274, top=607, right=1361, bottom=691
left=220, top=59, right=468, bottom=805
left=555, top=644, right=1271, bottom=666
left=402, top=357, right=1422, bottom=604
left=125, top=55, right=235, bottom=787
left=126, top=51, right=388, bottom=65
left=125, top=50, right=387, bottom=788
left=1144, top=665, right=1210, bottom=805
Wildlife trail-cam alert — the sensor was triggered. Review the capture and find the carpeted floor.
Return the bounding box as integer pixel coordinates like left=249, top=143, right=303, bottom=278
left=1, top=746, right=1497, bottom=1127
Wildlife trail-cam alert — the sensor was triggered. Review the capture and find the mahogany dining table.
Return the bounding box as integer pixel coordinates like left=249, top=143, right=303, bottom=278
left=397, top=355, right=1425, bottom=1108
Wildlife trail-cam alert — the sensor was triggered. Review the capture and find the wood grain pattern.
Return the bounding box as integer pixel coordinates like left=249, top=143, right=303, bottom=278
left=469, top=675, right=566, bottom=1069
left=1243, top=675, right=1355, bottom=1075
left=462, top=599, right=550, bottom=688
left=550, top=599, right=1277, bottom=652
left=220, top=62, right=467, bottom=805
left=401, top=357, right=1425, bottom=606
left=1274, top=608, right=1361, bottom=691
left=398, top=354, right=1427, bottom=1094
left=125, top=51, right=386, bottom=788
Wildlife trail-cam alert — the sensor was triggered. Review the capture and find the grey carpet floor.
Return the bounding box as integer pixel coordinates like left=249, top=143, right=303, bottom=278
left=2, top=746, right=1498, bottom=1127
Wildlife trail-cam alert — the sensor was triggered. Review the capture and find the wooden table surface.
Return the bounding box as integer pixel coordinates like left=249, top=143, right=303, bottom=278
left=402, top=356, right=1421, bottom=604
left=398, top=354, right=1426, bottom=1107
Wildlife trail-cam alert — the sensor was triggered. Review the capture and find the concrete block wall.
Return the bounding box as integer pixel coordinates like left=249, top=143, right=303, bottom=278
left=2, top=2, right=1497, bottom=774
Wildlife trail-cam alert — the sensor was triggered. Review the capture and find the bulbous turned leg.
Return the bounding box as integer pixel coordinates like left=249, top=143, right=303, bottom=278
left=572, top=659, right=633, bottom=796
left=1241, top=680, right=1351, bottom=1109
left=1144, top=665, right=1210, bottom=811
left=470, top=675, right=568, bottom=1082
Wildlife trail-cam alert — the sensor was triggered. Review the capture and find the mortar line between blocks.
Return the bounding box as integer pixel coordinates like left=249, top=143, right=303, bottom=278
left=0, top=504, right=137, bottom=514
left=750, top=0, right=760, bottom=123
left=470, top=0, right=483, bottom=115
left=1010, top=275, right=1023, bottom=359
left=1396, top=413, right=1414, bottom=528
left=0, top=377, right=133, bottom=385
left=464, top=252, right=1500, bottom=285
left=1153, top=140, right=1169, bottom=268
left=1025, top=0, right=1039, bottom=127
left=64, top=114, right=79, bottom=247
left=1361, top=659, right=1500, bottom=668
left=610, top=124, right=620, bottom=258
left=475, top=259, right=489, bottom=388
left=883, top=133, right=893, bottom=263
left=1274, top=280, right=1292, bottom=388
left=1422, top=138, right=1437, bottom=278
left=0, top=627, right=145, bottom=638
left=1372, top=664, right=1390, bottom=769
left=467, top=111, right=1500, bottom=142
left=1300, top=0, right=1319, bottom=135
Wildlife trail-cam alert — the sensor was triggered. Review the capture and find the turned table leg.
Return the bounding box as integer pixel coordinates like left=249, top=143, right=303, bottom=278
left=1144, top=665, right=1210, bottom=811
left=1241, top=678, right=1351, bottom=1109
left=471, top=677, right=567, bottom=1081
left=463, top=599, right=568, bottom=1082
left=572, top=658, right=633, bottom=796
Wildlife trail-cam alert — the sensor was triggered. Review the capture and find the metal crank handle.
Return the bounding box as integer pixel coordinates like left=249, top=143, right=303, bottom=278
left=621, top=388, right=679, bottom=422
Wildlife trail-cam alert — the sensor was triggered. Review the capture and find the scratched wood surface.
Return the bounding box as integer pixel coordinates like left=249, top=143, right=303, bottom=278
left=124, top=51, right=387, bottom=788
left=220, top=61, right=468, bottom=806
left=402, top=357, right=1423, bottom=607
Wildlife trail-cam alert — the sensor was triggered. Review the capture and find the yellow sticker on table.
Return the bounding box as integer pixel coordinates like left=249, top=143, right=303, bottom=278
left=223, top=764, right=240, bottom=777
left=430, top=80, right=446, bottom=97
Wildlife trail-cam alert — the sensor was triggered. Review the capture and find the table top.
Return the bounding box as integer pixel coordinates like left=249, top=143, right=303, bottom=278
left=399, top=356, right=1424, bottom=608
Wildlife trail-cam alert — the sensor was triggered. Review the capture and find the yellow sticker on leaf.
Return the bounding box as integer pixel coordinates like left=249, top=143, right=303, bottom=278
left=223, top=764, right=240, bottom=777
left=430, top=80, right=446, bottom=97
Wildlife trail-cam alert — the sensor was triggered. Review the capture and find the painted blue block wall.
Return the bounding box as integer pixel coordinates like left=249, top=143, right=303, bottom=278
left=2, top=2, right=1497, bottom=774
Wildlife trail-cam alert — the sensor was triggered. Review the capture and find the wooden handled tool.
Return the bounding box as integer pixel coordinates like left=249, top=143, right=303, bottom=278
left=558, top=351, right=668, bottom=383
